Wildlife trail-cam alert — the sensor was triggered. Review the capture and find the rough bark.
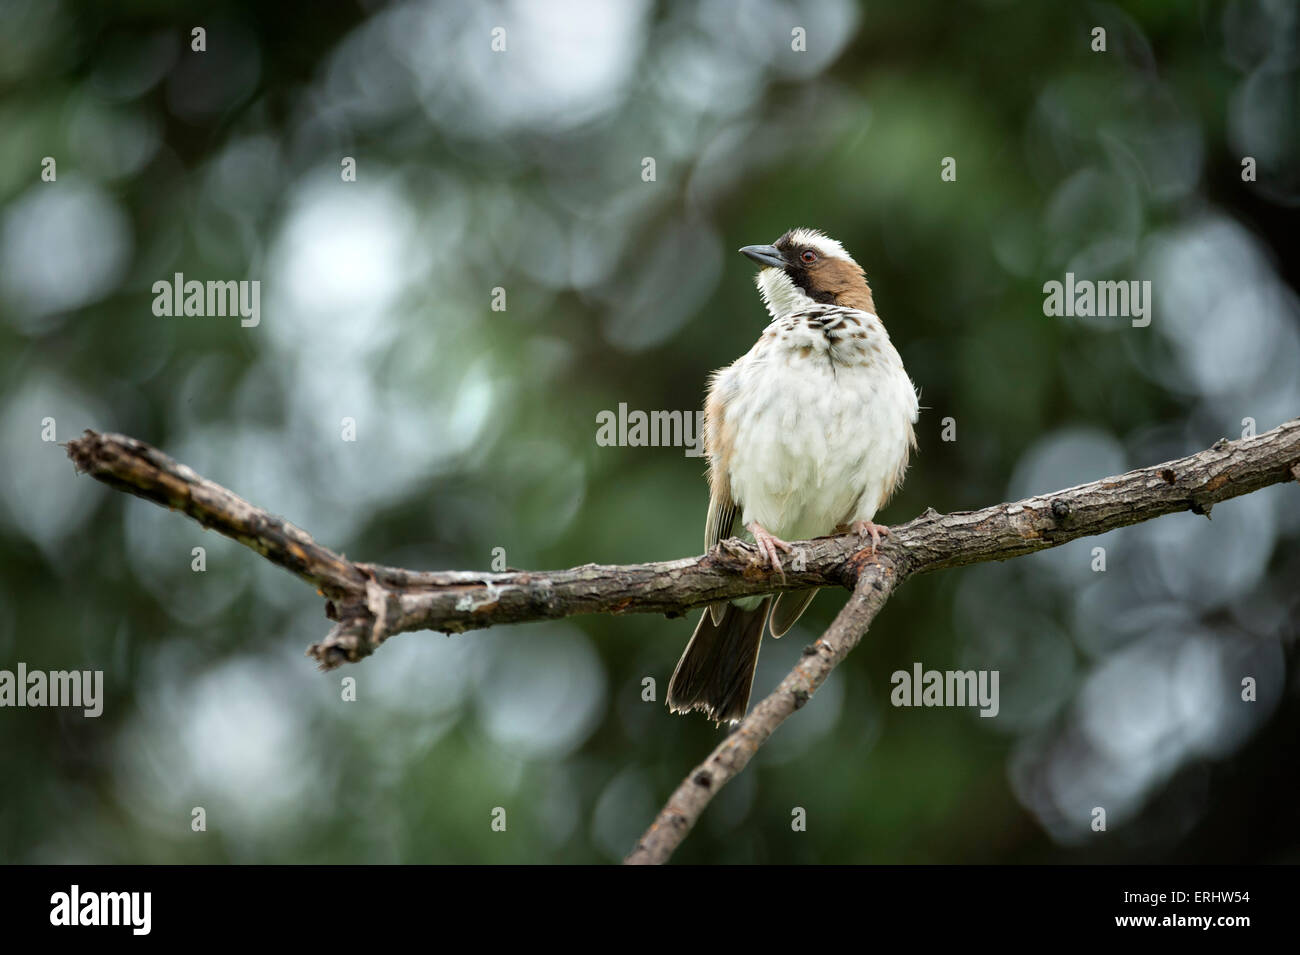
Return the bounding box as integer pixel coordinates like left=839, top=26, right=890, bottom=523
left=64, top=418, right=1300, bottom=863
left=625, top=561, right=901, bottom=864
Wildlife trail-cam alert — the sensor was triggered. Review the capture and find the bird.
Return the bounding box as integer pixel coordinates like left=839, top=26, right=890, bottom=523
left=666, top=228, right=919, bottom=724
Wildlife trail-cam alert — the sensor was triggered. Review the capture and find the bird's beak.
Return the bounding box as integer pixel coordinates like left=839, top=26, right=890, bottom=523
left=739, top=244, right=785, bottom=269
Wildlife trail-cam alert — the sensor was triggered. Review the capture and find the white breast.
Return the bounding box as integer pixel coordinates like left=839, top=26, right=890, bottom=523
left=712, top=307, right=918, bottom=542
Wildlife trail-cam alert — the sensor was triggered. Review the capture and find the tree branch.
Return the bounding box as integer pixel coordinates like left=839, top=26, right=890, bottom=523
left=66, top=420, right=1300, bottom=665
left=623, top=419, right=1300, bottom=863
left=65, top=419, right=1300, bottom=863
left=624, top=558, right=901, bottom=864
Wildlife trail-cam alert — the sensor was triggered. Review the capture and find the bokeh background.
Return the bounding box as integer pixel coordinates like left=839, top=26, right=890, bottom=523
left=1, top=0, right=1298, bottom=864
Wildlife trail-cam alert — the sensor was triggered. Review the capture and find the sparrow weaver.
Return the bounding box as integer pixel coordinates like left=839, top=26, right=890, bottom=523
left=667, top=228, right=919, bottom=724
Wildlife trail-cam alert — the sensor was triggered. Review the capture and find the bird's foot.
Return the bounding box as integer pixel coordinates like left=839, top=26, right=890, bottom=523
left=850, top=519, right=890, bottom=554
left=746, top=521, right=794, bottom=578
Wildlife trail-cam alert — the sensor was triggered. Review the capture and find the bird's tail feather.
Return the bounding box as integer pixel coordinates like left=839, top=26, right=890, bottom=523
left=667, top=598, right=771, bottom=724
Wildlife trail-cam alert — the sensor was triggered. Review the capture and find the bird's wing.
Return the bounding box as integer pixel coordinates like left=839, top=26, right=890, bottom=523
left=703, top=368, right=740, bottom=626
left=770, top=588, right=818, bottom=638
left=703, top=485, right=738, bottom=627
left=704, top=481, right=737, bottom=555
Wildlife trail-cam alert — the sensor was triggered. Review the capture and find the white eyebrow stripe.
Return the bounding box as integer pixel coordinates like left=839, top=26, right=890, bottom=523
left=786, top=228, right=856, bottom=265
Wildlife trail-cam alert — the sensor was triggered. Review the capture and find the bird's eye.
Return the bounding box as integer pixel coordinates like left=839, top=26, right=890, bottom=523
left=800, top=250, right=817, bottom=264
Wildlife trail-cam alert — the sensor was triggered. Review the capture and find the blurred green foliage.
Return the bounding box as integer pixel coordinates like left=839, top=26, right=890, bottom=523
left=1, top=0, right=1297, bottom=863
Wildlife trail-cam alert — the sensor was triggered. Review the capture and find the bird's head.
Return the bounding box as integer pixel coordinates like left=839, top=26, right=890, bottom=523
left=739, top=228, right=875, bottom=320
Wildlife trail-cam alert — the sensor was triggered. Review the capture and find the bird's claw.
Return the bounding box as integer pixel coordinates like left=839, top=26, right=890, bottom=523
left=850, top=519, right=890, bottom=554
left=746, top=521, right=794, bottom=579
